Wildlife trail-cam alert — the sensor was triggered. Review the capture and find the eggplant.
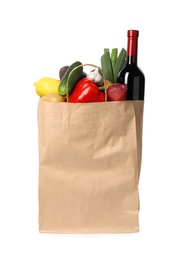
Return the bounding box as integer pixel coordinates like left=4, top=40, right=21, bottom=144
left=59, top=66, right=69, bottom=80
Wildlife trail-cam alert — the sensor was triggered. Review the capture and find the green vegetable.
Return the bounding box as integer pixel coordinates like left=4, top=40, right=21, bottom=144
left=100, top=48, right=126, bottom=83
left=104, top=48, right=110, bottom=54
left=113, top=48, right=126, bottom=82
left=101, top=51, right=114, bottom=83
left=110, top=48, right=118, bottom=78
left=58, top=61, right=83, bottom=96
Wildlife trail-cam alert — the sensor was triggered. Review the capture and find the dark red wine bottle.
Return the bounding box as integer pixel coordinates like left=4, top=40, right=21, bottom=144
left=117, top=30, right=145, bottom=100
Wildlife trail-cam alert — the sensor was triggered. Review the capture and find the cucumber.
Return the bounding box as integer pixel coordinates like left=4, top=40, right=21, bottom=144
left=58, top=61, right=83, bottom=96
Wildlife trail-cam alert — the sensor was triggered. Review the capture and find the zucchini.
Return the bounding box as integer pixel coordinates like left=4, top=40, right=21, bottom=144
left=58, top=61, right=83, bottom=96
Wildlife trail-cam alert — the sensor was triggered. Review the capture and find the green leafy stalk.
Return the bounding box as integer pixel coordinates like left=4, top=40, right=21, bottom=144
left=104, top=48, right=110, bottom=54
left=113, top=48, right=126, bottom=82
left=101, top=49, right=114, bottom=83
left=110, top=48, right=118, bottom=78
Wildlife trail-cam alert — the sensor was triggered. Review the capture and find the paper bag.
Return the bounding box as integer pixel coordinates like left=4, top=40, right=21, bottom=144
left=38, top=100, right=144, bottom=233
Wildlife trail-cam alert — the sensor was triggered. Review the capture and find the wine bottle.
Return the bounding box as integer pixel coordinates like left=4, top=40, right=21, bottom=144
left=117, top=30, right=145, bottom=100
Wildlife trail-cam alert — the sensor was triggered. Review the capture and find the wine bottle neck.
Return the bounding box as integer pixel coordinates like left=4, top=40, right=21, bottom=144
left=127, top=55, right=137, bottom=64
left=127, top=31, right=138, bottom=65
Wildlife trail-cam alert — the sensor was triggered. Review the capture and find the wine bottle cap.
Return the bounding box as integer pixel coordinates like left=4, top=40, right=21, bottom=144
left=128, top=30, right=139, bottom=38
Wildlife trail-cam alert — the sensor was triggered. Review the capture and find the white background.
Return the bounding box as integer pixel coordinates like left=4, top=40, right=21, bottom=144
left=0, top=0, right=179, bottom=259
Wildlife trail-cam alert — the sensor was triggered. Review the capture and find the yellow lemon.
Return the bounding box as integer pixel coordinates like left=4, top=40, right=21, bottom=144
left=34, top=77, right=60, bottom=97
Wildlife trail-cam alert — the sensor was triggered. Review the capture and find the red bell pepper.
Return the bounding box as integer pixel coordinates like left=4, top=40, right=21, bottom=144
left=68, top=78, right=105, bottom=103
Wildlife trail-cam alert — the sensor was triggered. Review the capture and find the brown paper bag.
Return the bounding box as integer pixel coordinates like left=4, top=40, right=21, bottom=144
left=38, top=99, right=144, bottom=233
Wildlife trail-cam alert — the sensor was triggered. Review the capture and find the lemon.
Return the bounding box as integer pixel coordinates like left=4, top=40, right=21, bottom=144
left=34, top=77, right=60, bottom=97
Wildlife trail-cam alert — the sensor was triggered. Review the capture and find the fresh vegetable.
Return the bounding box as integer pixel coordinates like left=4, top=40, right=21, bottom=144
left=41, top=93, right=65, bottom=102
left=59, top=65, right=87, bottom=80
left=113, top=48, right=126, bottom=82
left=107, top=83, right=127, bottom=101
left=104, top=48, right=110, bottom=54
left=80, top=71, right=87, bottom=79
left=94, top=92, right=105, bottom=102
left=110, top=48, right=118, bottom=76
left=69, top=78, right=105, bottom=103
left=100, top=48, right=126, bottom=83
left=105, top=80, right=112, bottom=88
left=87, top=68, right=104, bottom=86
left=58, top=61, right=83, bottom=96
left=101, top=50, right=114, bottom=83
left=99, top=80, right=112, bottom=92
left=59, top=66, right=69, bottom=80
left=34, top=77, right=60, bottom=97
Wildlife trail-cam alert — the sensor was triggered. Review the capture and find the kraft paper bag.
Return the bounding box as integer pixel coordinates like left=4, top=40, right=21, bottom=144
left=38, top=100, right=144, bottom=233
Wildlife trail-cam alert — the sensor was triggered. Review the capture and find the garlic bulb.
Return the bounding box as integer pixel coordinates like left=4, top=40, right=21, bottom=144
left=87, top=68, right=104, bottom=86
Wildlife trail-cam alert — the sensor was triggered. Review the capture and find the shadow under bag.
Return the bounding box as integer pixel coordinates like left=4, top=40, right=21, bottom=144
left=38, top=100, right=144, bottom=233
